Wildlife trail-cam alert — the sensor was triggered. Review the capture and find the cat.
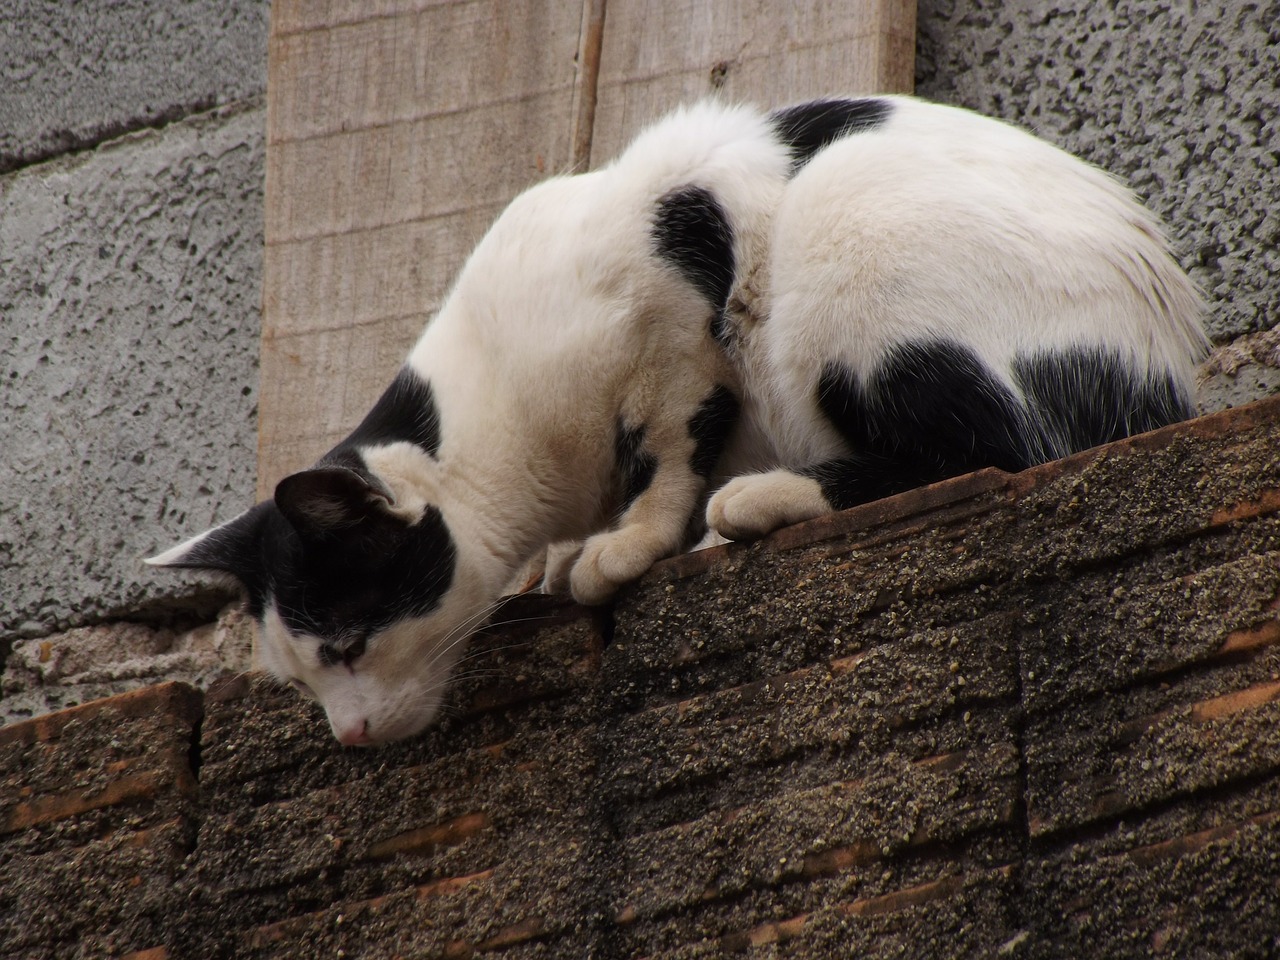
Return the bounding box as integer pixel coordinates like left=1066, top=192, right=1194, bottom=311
left=148, top=96, right=1208, bottom=746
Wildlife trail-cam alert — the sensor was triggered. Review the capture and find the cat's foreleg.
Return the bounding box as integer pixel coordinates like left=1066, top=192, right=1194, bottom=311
left=569, top=463, right=703, bottom=605
left=569, top=383, right=739, bottom=605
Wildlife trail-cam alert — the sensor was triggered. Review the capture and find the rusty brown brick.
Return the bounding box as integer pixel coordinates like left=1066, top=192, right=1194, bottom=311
left=0, top=681, right=201, bottom=750
left=366, top=811, right=492, bottom=861
left=5, top=397, right=1279, bottom=960
left=2, top=747, right=196, bottom=834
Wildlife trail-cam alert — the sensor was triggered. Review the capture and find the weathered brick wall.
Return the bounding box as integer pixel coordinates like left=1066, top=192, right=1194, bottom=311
left=0, top=684, right=202, bottom=958
left=4, top=396, right=1278, bottom=959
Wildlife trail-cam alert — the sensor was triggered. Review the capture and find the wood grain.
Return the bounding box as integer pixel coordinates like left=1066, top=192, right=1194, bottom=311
left=259, top=0, right=583, bottom=494
left=589, top=0, right=916, bottom=164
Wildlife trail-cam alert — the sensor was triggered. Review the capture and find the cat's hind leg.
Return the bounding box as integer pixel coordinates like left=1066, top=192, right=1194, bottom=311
left=707, top=451, right=950, bottom=540
left=708, top=340, right=1037, bottom=540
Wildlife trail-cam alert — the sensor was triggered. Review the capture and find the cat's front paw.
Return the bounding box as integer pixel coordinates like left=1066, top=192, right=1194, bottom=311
left=706, top=470, right=831, bottom=541
left=569, top=526, right=666, bottom=606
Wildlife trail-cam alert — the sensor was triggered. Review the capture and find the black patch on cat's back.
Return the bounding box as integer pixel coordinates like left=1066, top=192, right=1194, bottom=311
left=652, top=186, right=737, bottom=329
left=343, top=365, right=442, bottom=456
left=770, top=97, right=894, bottom=173
left=615, top=419, right=658, bottom=511
left=806, top=339, right=1195, bottom=512
left=804, top=342, right=1030, bottom=510
left=687, top=385, right=740, bottom=478
left=1014, top=348, right=1195, bottom=455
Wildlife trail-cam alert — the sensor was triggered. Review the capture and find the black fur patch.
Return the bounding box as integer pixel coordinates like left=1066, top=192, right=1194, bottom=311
left=1014, top=349, right=1195, bottom=456
left=687, top=385, right=741, bottom=478
left=158, top=502, right=280, bottom=619
left=809, top=340, right=1033, bottom=509
left=274, top=464, right=395, bottom=541
left=770, top=97, right=893, bottom=173
left=808, top=339, right=1195, bottom=511
left=818, top=341, right=1034, bottom=471
left=652, top=186, right=737, bottom=318
left=800, top=450, right=956, bottom=512
left=343, top=365, right=442, bottom=457
left=159, top=363, right=457, bottom=661
left=160, top=489, right=456, bottom=659
left=615, top=419, right=658, bottom=511
left=270, top=503, right=457, bottom=659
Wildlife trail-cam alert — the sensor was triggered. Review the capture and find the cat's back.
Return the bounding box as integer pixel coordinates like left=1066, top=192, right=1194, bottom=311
left=764, top=95, right=1207, bottom=378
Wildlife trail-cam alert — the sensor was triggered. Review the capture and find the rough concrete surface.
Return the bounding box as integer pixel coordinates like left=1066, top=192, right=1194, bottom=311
left=1199, top=326, right=1280, bottom=411
left=917, top=0, right=1280, bottom=363
left=0, top=601, right=253, bottom=726
left=0, top=103, right=264, bottom=642
left=0, top=0, right=269, bottom=172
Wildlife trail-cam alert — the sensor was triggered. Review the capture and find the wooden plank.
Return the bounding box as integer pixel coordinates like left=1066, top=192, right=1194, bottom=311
left=259, top=0, right=584, bottom=495
left=569, top=0, right=608, bottom=171
left=587, top=0, right=916, bottom=167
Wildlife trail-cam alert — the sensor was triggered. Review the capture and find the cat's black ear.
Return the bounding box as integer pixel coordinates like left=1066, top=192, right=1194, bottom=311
left=273, top=465, right=398, bottom=540
left=144, top=502, right=272, bottom=581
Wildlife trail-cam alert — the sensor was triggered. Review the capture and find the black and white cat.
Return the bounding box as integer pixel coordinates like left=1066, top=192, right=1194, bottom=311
left=149, top=96, right=1207, bottom=745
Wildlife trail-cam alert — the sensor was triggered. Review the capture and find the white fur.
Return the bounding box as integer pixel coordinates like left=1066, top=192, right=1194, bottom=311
left=735, top=98, right=1205, bottom=470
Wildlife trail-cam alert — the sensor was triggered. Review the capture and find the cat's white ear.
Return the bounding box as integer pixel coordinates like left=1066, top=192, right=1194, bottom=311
left=273, top=464, right=398, bottom=540
left=144, top=503, right=271, bottom=581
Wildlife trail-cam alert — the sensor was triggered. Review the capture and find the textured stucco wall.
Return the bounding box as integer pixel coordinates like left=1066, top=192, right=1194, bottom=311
left=0, top=2, right=268, bottom=696
left=0, top=0, right=269, bottom=173
left=916, top=0, right=1280, bottom=408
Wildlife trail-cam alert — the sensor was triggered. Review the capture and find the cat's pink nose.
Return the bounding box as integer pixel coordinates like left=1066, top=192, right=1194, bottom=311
left=336, top=718, right=372, bottom=746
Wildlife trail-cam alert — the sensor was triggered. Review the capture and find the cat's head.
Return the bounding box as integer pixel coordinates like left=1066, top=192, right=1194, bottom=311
left=147, top=455, right=492, bottom=745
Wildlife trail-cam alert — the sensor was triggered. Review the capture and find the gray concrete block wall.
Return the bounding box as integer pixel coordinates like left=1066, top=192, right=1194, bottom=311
left=0, top=0, right=269, bottom=172
left=915, top=0, right=1280, bottom=409
left=1, top=1, right=268, bottom=717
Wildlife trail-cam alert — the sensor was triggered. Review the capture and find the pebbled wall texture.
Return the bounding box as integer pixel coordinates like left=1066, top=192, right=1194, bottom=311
left=0, top=1, right=268, bottom=719
left=0, top=0, right=269, bottom=174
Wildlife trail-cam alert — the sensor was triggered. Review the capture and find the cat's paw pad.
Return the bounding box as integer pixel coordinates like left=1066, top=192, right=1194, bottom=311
left=569, top=527, right=664, bottom=606
left=706, top=470, right=830, bottom=541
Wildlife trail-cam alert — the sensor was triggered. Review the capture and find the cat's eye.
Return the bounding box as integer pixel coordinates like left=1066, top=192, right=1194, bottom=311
left=290, top=678, right=316, bottom=699
left=318, top=635, right=367, bottom=668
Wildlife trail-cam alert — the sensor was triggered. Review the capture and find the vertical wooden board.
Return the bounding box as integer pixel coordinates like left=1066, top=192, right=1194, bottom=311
left=588, top=0, right=916, bottom=166
left=259, top=0, right=584, bottom=495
